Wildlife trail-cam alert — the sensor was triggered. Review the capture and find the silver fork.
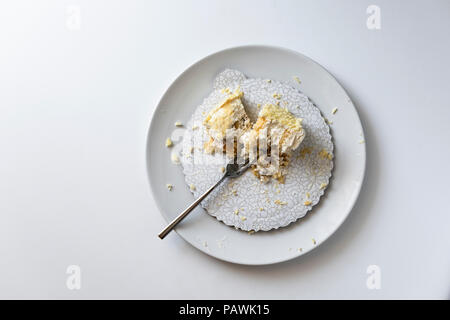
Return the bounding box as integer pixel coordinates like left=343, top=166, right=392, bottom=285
left=158, top=160, right=253, bottom=239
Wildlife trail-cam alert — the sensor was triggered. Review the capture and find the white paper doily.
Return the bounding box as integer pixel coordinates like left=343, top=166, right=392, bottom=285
left=180, top=69, right=334, bottom=232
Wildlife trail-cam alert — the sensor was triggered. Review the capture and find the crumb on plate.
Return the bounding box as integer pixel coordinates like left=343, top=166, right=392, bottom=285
left=171, top=153, right=180, bottom=164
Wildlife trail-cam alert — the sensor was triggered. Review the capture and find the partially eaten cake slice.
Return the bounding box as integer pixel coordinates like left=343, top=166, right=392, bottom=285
left=203, top=90, right=251, bottom=156
left=240, top=104, right=305, bottom=183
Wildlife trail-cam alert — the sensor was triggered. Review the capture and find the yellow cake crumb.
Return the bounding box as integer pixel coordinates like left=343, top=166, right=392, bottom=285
left=272, top=93, right=282, bottom=99
left=165, top=138, right=173, bottom=147
left=274, top=200, right=287, bottom=205
left=293, top=76, right=301, bottom=84
left=332, top=108, right=338, bottom=114
left=306, top=192, right=310, bottom=198
left=298, top=248, right=303, bottom=252
left=220, top=166, right=225, bottom=173
left=248, top=230, right=255, bottom=235
left=319, top=149, right=333, bottom=160
left=312, top=238, right=316, bottom=245
left=234, top=209, right=239, bottom=215
left=359, top=139, right=365, bottom=144
left=240, top=216, right=247, bottom=221
left=298, top=146, right=313, bottom=159
left=259, top=207, right=264, bottom=211
left=189, top=184, right=196, bottom=191
left=171, top=153, right=180, bottom=164
left=166, top=184, right=173, bottom=191
left=174, top=121, right=183, bottom=127
left=192, top=125, right=199, bottom=130
left=304, top=200, right=312, bottom=206
left=266, top=79, right=271, bottom=83
left=320, top=183, right=327, bottom=190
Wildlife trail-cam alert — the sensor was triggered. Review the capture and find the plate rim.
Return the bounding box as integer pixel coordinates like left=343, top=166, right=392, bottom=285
left=146, top=44, right=366, bottom=265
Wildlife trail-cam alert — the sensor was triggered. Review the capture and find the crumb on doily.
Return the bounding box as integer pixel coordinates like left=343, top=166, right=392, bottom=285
left=304, top=200, right=312, bottom=206
left=220, top=166, right=225, bottom=173
left=293, top=76, right=301, bottom=84
left=165, top=138, right=173, bottom=147
left=312, top=238, right=317, bottom=245
left=240, top=216, right=247, bottom=221
left=320, top=182, right=328, bottom=190
left=332, top=108, right=338, bottom=114
left=189, top=184, right=196, bottom=191
left=192, top=125, right=199, bottom=130
left=274, top=200, right=287, bottom=205
left=298, top=146, right=313, bottom=159
left=234, top=209, right=239, bottom=215
left=174, top=121, right=183, bottom=127
left=272, top=93, right=282, bottom=99
left=319, top=149, right=333, bottom=160
left=166, top=184, right=173, bottom=191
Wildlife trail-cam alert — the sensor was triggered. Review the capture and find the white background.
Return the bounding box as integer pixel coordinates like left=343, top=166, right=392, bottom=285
left=1, top=0, right=449, bottom=299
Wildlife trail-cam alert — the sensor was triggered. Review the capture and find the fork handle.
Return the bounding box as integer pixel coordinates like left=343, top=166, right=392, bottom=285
left=158, top=174, right=227, bottom=239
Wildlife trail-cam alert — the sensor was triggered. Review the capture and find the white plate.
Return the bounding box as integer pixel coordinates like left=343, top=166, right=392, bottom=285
left=146, top=45, right=366, bottom=265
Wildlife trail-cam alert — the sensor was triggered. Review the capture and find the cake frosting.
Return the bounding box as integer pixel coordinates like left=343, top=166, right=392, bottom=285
left=203, top=90, right=251, bottom=156
left=240, top=104, right=305, bottom=182
left=203, top=90, right=305, bottom=183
